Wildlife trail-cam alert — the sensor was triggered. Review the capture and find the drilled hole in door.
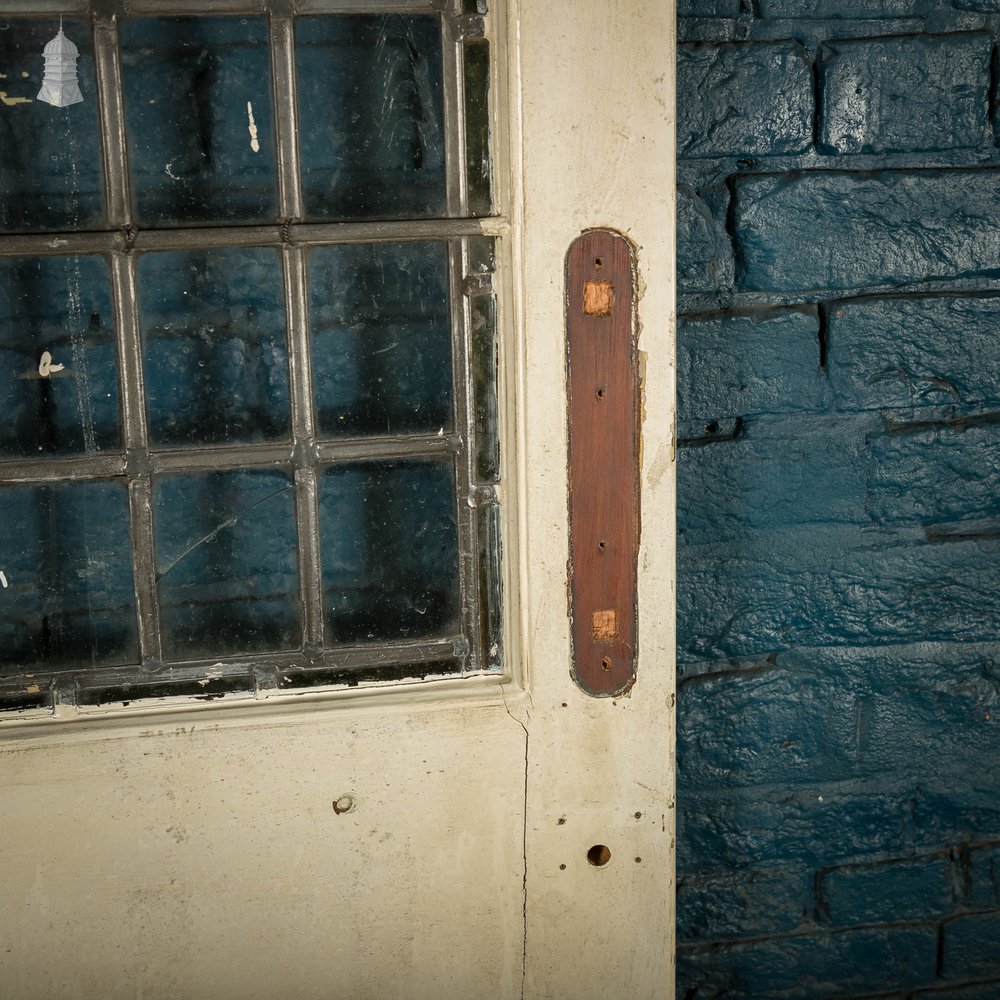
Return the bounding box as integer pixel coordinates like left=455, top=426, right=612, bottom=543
left=587, top=844, right=611, bottom=867
left=601, top=656, right=612, bottom=672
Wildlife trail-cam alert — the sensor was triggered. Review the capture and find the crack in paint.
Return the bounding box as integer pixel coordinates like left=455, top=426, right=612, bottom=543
left=500, top=681, right=530, bottom=1000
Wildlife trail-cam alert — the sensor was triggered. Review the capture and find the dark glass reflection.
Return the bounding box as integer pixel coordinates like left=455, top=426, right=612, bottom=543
left=319, top=461, right=460, bottom=643
left=121, top=17, right=277, bottom=226
left=467, top=234, right=495, bottom=276
left=471, top=294, right=499, bottom=482
left=0, top=255, right=119, bottom=457
left=309, top=242, right=452, bottom=437
left=154, top=469, right=299, bottom=660
left=0, top=480, right=137, bottom=672
left=138, top=248, right=290, bottom=447
left=463, top=40, right=492, bottom=217
left=0, top=18, right=104, bottom=233
left=477, top=502, right=503, bottom=671
left=296, top=15, right=445, bottom=220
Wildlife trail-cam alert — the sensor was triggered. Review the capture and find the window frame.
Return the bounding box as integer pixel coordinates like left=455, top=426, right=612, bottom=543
left=0, top=0, right=507, bottom=718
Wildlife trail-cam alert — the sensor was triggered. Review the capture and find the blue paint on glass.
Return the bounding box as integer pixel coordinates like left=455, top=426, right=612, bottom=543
left=0, top=18, right=104, bottom=232
left=153, top=469, right=299, bottom=660
left=137, top=247, right=290, bottom=447
left=318, top=460, right=459, bottom=644
left=295, top=15, right=445, bottom=221
left=0, top=254, right=119, bottom=457
left=0, top=480, right=136, bottom=671
left=308, top=241, right=452, bottom=438
left=121, top=16, right=278, bottom=227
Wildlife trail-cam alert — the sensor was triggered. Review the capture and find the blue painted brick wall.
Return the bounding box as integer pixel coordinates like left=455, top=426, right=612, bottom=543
left=676, top=1, right=1000, bottom=996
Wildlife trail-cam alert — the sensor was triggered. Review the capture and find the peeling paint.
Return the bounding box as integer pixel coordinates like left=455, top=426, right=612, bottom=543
left=246, top=100, right=260, bottom=153
left=37, top=350, right=65, bottom=378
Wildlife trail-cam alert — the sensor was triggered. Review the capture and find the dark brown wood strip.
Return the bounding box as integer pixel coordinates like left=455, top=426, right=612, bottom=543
left=566, top=230, right=640, bottom=696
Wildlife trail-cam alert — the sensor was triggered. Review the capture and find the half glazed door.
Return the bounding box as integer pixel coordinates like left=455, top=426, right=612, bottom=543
left=0, top=1, right=676, bottom=997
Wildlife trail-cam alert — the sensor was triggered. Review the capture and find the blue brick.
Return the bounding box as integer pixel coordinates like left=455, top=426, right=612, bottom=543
left=733, top=170, right=1000, bottom=292
left=678, top=868, right=808, bottom=941
left=678, top=42, right=813, bottom=157
left=679, top=644, right=1000, bottom=791
left=760, top=0, right=935, bottom=14
left=822, top=645, right=1000, bottom=777
left=678, top=925, right=938, bottom=998
left=867, top=423, right=1000, bottom=527
left=678, top=0, right=740, bottom=15
left=677, top=184, right=734, bottom=293
left=913, top=781, right=1000, bottom=852
left=827, top=296, right=1000, bottom=414
left=679, top=768, right=1000, bottom=875
left=678, top=660, right=856, bottom=790
left=918, top=980, right=1000, bottom=999
left=942, top=911, right=1000, bottom=980
left=818, top=855, right=954, bottom=926
left=679, top=524, right=1000, bottom=660
left=678, top=413, right=869, bottom=543
left=968, top=843, right=1000, bottom=909
left=678, top=309, right=822, bottom=423
left=819, top=34, right=990, bottom=154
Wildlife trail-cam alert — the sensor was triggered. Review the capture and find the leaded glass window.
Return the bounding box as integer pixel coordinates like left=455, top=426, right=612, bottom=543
left=0, top=1, right=502, bottom=715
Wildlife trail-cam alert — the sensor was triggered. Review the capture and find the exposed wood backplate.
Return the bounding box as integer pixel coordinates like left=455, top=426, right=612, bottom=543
left=566, top=230, right=640, bottom=696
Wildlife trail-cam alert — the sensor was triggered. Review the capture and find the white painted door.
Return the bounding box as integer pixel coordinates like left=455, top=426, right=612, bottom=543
left=0, top=2, right=676, bottom=998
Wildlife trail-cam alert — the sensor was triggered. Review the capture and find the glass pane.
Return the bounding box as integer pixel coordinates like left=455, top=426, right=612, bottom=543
left=154, top=469, right=299, bottom=660
left=138, top=248, right=290, bottom=447
left=463, top=40, right=492, bottom=217
left=309, top=242, right=452, bottom=437
left=0, top=255, right=119, bottom=457
left=0, top=18, right=104, bottom=233
left=319, top=460, right=460, bottom=643
left=471, top=293, right=499, bottom=482
left=477, top=502, right=503, bottom=671
left=0, top=480, right=137, bottom=672
left=296, top=15, right=446, bottom=220
left=121, top=17, right=278, bottom=227
left=467, top=234, right=495, bottom=275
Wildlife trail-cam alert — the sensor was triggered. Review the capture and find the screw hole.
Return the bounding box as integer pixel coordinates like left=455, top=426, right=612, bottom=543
left=557, top=817, right=566, bottom=825
left=634, top=811, right=642, bottom=819
left=332, top=794, right=356, bottom=815
left=596, top=386, right=606, bottom=399
left=598, top=539, right=606, bottom=551
left=587, top=844, right=612, bottom=867
left=593, top=257, right=603, bottom=269
left=601, top=656, right=612, bottom=672
left=559, top=863, right=567, bottom=870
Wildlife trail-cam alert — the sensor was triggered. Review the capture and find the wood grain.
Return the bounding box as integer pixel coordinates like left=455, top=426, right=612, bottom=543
left=565, top=230, right=640, bottom=696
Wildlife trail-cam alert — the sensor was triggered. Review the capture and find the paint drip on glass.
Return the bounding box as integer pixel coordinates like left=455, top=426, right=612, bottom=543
left=37, top=18, right=84, bottom=108
left=247, top=101, right=260, bottom=153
